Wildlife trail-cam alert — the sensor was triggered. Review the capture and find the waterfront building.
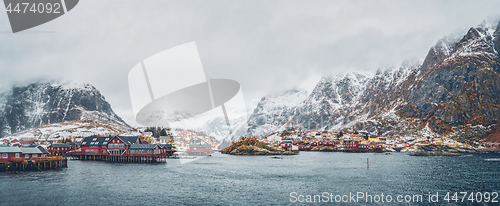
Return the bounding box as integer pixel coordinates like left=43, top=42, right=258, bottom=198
left=186, top=144, right=212, bottom=156
left=71, top=135, right=175, bottom=162
left=128, top=144, right=174, bottom=157
left=20, top=147, right=47, bottom=159
left=48, top=144, right=72, bottom=156
left=0, top=146, right=22, bottom=162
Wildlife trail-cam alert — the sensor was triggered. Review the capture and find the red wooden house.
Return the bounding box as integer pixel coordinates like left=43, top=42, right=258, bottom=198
left=68, top=142, right=81, bottom=151
left=186, top=144, right=212, bottom=156
left=0, top=146, right=22, bottom=162
left=71, top=136, right=175, bottom=162
left=19, top=138, right=35, bottom=145
left=80, top=137, right=109, bottom=155
left=48, top=144, right=72, bottom=155
left=358, top=144, right=369, bottom=150
left=20, top=147, right=48, bottom=160
left=344, top=141, right=360, bottom=150
left=159, top=144, right=175, bottom=156
left=298, top=145, right=312, bottom=151
left=128, top=144, right=161, bottom=157
left=105, top=136, right=140, bottom=156
left=279, top=142, right=292, bottom=148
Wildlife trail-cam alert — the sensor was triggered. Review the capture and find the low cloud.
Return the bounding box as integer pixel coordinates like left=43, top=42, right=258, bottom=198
left=0, top=0, right=499, bottom=122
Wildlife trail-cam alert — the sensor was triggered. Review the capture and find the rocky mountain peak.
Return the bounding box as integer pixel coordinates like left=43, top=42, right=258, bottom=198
left=246, top=20, right=500, bottom=140
left=421, top=36, right=458, bottom=74
left=0, top=80, right=129, bottom=138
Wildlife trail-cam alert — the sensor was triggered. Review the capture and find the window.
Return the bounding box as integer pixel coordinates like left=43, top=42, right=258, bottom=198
left=25, top=154, right=29, bottom=158
left=85, top=149, right=97, bottom=153
left=15, top=153, right=19, bottom=158
left=93, top=138, right=97, bottom=141
left=2, top=153, right=6, bottom=158
left=32, top=154, right=37, bottom=158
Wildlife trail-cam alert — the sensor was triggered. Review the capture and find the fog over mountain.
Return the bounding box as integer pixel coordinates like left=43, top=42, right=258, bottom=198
left=0, top=80, right=130, bottom=138
left=247, top=21, right=500, bottom=141
left=1, top=1, right=499, bottom=125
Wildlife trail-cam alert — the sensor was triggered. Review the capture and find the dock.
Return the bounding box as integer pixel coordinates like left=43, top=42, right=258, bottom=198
left=70, top=154, right=169, bottom=163
left=0, top=156, right=67, bottom=171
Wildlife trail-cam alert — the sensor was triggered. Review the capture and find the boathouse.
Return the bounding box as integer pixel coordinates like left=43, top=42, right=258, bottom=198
left=186, top=144, right=212, bottom=156
left=106, top=136, right=141, bottom=156
left=20, top=147, right=47, bottom=159
left=48, top=144, right=72, bottom=156
left=298, top=145, right=312, bottom=151
left=71, top=136, right=175, bottom=162
left=0, top=146, right=22, bottom=162
left=0, top=145, right=66, bottom=171
left=80, top=136, right=109, bottom=156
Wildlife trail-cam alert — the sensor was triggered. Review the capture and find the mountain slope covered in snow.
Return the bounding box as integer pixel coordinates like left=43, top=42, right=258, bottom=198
left=0, top=80, right=131, bottom=138
left=247, top=21, right=500, bottom=140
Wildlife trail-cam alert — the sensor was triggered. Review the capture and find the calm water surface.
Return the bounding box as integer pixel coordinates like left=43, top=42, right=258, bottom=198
left=1, top=152, right=499, bottom=205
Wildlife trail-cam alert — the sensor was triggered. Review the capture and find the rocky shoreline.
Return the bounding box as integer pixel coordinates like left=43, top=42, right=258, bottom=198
left=221, top=138, right=298, bottom=156
left=408, top=144, right=477, bottom=156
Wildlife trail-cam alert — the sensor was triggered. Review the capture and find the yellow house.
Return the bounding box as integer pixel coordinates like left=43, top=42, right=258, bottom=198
left=368, top=137, right=380, bottom=142
left=350, top=134, right=361, bottom=141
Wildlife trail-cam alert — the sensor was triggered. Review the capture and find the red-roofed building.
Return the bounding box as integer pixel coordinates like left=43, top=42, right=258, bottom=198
left=186, top=144, right=212, bottom=156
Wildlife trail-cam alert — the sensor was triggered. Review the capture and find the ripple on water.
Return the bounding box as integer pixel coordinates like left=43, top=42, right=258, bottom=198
left=0, top=152, right=499, bottom=205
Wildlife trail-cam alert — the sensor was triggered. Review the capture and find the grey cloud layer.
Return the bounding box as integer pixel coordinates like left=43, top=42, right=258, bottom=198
left=0, top=0, right=499, bottom=121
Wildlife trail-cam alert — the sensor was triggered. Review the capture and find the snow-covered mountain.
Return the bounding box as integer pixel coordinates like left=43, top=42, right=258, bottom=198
left=247, top=88, right=309, bottom=137
left=247, top=20, right=500, bottom=140
left=4, top=120, right=136, bottom=142
left=0, top=80, right=131, bottom=138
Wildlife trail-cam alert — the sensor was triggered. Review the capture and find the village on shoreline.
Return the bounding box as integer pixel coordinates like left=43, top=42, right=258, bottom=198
left=1, top=124, right=497, bottom=172
left=222, top=128, right=491, bottom=156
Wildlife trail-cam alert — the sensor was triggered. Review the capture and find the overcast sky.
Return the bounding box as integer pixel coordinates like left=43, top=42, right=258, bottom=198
left=1, top=0, right=499, bottom=124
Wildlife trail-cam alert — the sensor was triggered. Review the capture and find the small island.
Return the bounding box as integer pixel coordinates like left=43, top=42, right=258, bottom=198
left=221, top=138, right=298, bottom=155
left=409, top=144, right=477, bottom=156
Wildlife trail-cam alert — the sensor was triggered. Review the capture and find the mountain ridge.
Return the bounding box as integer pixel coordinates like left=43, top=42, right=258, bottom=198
left=246, top=21, right=500, bottom=141
left=0, top=80, right=131, bottom=138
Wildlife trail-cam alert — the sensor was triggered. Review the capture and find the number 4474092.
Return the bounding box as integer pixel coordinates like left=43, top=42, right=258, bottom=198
left=443, top=192, right=498, bottom=203
left=5, top=3, right=61, bottom=14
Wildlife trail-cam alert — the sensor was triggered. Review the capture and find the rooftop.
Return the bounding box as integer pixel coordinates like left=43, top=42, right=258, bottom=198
left=0, top=146, right=22, bottom=153
left=19, top=147, right=44, bottom=154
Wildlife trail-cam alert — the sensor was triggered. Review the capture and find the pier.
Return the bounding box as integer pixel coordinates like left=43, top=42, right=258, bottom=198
left=0, top=156, right=67, bottom=171
left=70, top=154, right=169, bottom=163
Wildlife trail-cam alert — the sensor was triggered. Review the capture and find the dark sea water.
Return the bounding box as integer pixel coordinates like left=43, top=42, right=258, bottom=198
left=1, top=152, right=500, bottom=205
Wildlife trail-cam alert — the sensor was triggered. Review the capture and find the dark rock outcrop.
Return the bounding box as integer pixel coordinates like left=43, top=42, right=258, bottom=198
left=0, top=81, right=129, bottom=138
